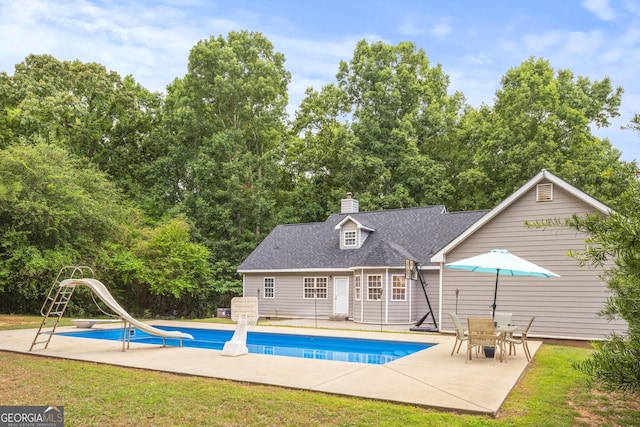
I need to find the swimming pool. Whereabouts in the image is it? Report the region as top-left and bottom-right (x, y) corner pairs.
(59, 326), (434, 365)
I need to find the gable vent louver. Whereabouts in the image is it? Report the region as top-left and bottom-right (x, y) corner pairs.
(536, 183), (553, 202)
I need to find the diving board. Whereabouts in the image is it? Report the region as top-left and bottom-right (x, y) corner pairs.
(71, 318), (122, 328)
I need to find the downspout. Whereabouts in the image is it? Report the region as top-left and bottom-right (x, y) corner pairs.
(360, 269), (364, 322)
(351, 271), (355, 321)
(438, 261), (444, 329)
(408, 275), (412, 323)
(385, 268), (389, 324)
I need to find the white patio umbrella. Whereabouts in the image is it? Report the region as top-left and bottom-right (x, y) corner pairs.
(445, 249), (559, 317)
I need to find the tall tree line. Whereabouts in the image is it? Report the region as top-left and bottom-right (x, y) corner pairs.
(0, 31), (636, 316)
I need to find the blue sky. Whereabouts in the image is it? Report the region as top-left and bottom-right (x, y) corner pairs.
(1, 0), (639, 162)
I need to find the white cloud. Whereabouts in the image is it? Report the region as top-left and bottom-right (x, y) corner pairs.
(499, 40), (517, 52)
(464, 53), (492, 65)
(431, 21), (452, 38)
(620, 26), (640, 46)
(398, 18), (450, 38)
(563, 30), (603, 55)
(600, 47), (626, 63)
(622, 0), (640, 15)
(0, 0), (215, 92)
(270, 35), (356, 77)
(523, 31), (562, 52)
(582, 0), (616, 20)
(397, 21), (427, 36)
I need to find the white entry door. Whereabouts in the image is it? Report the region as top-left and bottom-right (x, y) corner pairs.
(334, 278), (349, 315)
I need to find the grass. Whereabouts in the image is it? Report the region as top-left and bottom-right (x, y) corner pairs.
(1, 315), (639, 426)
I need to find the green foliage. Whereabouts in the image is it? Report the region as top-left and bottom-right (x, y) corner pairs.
(133, 216), (211, 298)
(0, 144), (126, 312)
(0, 35), (637, 319)
(576, 335), (640, 394)
(559, 177), (640, 392)
(447, 57), (634, 210)
(288, 40), (461, 213)
(0, 54), (162, 199)
(154, 30), (291, 292)
(101, 215), (214, 317)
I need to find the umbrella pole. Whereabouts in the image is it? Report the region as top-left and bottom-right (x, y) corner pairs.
(492, 269), (500, 318)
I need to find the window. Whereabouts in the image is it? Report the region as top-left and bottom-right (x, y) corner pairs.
(391, 275), (406, 301)
(303, 277), (328, 299)
(355, 275), (361, 301)
(344, 230), (357, 246)
(367, 275), (383, 301)
(263, 277), (275, 299)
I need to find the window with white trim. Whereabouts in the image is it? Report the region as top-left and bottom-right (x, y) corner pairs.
(391, 275), (406, 301)
(263, 277), (275, 298)
(367, 275), (382, 301)
(354, 275), (361, 301)
(344, 230), (357, 246)
(303, 277), (328, 299)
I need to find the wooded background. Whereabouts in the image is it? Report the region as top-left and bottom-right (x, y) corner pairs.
(1, 31), (636, 317)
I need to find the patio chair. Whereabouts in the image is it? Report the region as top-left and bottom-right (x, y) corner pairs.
(505, 316), (535, 361)
(448, 313), (468, 356)
(466, 317), (500, 363)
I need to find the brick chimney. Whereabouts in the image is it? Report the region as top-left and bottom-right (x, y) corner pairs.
(340, 192), (359, 213)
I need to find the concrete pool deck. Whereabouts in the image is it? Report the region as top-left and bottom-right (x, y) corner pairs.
(0, 319), (540, 416)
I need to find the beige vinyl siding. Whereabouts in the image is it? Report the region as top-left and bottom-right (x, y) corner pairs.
(242, 268), (441, 325)
(243, 271), (352, 319)
(361, 269), (386, 323)
(387, 270), (411, 324)
(440, 181), (628, 340)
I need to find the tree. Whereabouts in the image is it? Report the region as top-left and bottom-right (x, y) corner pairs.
(0, 143), (213, 316)
(284, 84), (360, 221)
(288, 40), (462, 216)
(152, 31), (291, 293)
(554, 176), (640, 393)
(622, 112), (640, 134)
(0, 144), (127, 312)
(0, 54), (162, 199)
(558, 117), (640, 393)
(102, 215), (213, 317)
(459, 57), (633, 208)
(437, 105), (497, 211)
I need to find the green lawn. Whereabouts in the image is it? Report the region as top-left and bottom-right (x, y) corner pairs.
(1, 315), (638, 426)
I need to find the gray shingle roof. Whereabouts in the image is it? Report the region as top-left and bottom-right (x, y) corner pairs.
(237, 205), (488, 271)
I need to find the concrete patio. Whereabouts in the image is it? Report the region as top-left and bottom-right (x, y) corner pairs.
(0, 319), (540, 416)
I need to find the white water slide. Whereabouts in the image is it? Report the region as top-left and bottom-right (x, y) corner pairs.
(60, 278), (194, 347)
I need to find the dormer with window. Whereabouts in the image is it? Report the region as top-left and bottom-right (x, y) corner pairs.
(334, 215), (375, 250)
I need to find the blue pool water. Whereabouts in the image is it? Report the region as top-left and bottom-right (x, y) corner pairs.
(59, 326), (434, 365)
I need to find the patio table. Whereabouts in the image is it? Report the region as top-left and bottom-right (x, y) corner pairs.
(495, 325), (518, 362)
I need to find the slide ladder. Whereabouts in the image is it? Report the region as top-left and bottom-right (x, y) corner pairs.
(29, 266), (94, 351)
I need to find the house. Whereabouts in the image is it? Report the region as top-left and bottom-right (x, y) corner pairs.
(238, 193), (487, 327)
(432, 170), (628, 340)
(238, 171), (628, 340)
